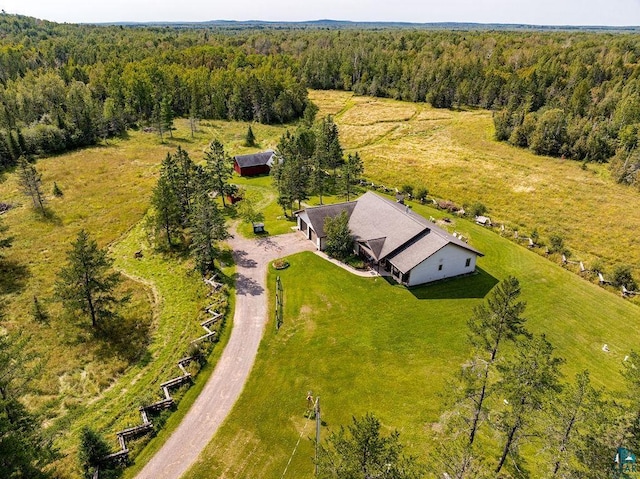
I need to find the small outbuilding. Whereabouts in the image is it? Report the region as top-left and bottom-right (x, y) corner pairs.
(233, 150), (276, 177)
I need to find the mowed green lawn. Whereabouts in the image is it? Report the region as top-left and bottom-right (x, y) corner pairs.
(184, 202), (640, 479)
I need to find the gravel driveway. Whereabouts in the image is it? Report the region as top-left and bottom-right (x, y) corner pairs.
(135, 231), (315, 479)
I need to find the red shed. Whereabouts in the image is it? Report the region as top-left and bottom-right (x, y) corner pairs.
(233, 150), (276, 177)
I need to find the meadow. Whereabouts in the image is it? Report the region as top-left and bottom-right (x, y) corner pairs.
(311, 90), (640, 281)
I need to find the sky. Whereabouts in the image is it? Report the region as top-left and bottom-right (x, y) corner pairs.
(1, 0), (640, 26)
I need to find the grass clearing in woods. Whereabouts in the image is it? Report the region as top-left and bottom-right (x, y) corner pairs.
(311, 90), (640, 280)
(184, 204), (640, 479)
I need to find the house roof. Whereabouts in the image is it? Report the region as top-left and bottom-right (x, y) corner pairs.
(299, 201), (357, 238)
(234, 150), (274, 168)
(299, 191), (483, 271)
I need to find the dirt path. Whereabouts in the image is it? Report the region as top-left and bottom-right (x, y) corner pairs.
(135, 231), (315, 479)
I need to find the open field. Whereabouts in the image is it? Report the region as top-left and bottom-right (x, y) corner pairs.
(0, 120), (287, 476)
(185, 200), (640, 478)
(310, 90), (640, 280)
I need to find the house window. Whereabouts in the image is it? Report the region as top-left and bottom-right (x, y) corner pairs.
(465, 258), (471, 267)
(438, 264), (443, 271)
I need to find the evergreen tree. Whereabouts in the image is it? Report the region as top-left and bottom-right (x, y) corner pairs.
(544, 370), (604, 478)
(55, 230), (126, 329)
(316, 413), (424, 479)
(314, 115), (343, 178)
(78, 427), (112, 479)
(189, 192), (228, 275)
(244, 125), (257, 147)
(493, 334), (563, 475)
(0, 331), (55, 478)
(160, 96), (174, 139)
(52, 182), (63, 197)
(465, 276), (530, 448)
(341, 152), (363, 201)
(17, 157), (46, 214)
(204, 139), (233, 207)
(151, 174), (182, 247)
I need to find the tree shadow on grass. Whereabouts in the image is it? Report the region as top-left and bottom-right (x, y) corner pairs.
(408, 267), (499, 300)
(0, 259), (29, 295)
(95, 313), (153, 364)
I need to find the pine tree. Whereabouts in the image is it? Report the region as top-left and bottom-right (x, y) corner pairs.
(78, 427), (112, 479)
(189, 192), (228, 275)
(341, 152), (363, 201)
(244, 125), (257, 147)
(465, 276), (530, 448)
(204, 139), (233, 207)
(55, 230), (125, 329)
(151, 174), (181, 247)
(494, 334), (563, 474)
(160, 96), (174, 139)
(17, 157), (46, 214)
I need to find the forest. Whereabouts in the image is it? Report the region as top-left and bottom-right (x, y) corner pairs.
(2, 14), (640, 183)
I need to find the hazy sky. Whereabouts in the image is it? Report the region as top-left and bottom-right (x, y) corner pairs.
(1, 0), (640, 26)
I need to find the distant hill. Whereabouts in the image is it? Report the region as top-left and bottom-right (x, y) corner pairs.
(94, 19), (640, 33)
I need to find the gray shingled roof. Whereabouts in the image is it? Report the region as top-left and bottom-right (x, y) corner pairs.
(299, 191), (483, 271)
(301, 202), (357, 237)
(234, 150), (274, 168)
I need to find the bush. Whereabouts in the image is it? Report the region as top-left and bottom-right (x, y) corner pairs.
(549, 233), (565, 254)
(400, 184), (414, 197)
(468, 201), (487, 218)
(612, 265), (637, 290)
(414, 187), (429, 203)
(324, 211), (354, 261)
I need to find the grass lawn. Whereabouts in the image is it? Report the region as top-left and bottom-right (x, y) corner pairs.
(310, 90), (640, 281)
(184, 205), (640, 479)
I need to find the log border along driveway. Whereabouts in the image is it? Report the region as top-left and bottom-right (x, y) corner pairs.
(135, 231), (315, 479)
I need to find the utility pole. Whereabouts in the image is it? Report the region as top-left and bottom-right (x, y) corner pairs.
(314, 396), (321, 475)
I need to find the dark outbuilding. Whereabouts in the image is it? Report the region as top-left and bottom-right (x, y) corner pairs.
(233, 150), (276, 177)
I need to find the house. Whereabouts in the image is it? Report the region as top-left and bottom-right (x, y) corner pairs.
(296, 192), (483, 287)
(233, 150), (276, 177)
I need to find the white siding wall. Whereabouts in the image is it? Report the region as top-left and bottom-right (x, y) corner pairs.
(406, 244), (478, 286)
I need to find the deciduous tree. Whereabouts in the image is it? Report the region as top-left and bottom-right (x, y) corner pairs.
(324, 211), (354, 261)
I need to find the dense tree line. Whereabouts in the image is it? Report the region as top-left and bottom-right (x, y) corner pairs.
(0, 15), (310, 170)
(3, 14), (640, 179)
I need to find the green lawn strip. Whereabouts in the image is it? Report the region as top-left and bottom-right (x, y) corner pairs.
(231, 174), (297, 237)
(122, 259), (236, 479)
(184, 209), (640, 479)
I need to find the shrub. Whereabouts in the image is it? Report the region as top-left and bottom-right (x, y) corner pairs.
(414, 187), (429, 203)
(468, 201), (487, 218)
(400, 184), (414, 197)
(548, 233), (565, 254)
(612, 265), (637, 290)
(324, 211), (354, 261)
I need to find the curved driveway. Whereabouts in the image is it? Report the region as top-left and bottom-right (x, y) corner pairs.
(135, 231), (315, 479)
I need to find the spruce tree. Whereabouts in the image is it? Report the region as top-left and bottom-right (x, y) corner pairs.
(245, 125), (256, 147)
(341, 152), (363, 201)
(189, 192), (228, 275)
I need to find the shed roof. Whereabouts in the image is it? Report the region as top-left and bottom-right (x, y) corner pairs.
(234, 150), (274, 168)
